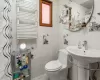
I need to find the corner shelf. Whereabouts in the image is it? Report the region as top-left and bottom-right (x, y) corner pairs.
(11, 50), (31, 80)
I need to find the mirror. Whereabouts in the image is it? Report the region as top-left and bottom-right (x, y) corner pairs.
(59, 0), (94, 32)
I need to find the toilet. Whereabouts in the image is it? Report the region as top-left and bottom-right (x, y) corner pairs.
(45, 49), (70, 80)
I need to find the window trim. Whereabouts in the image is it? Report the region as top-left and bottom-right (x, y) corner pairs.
(39, 0), (52, 27)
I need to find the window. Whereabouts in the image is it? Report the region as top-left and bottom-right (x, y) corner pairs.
(39, 0), (52, 27)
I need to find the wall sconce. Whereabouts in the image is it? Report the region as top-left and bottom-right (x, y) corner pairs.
(19, 43), (26, 50)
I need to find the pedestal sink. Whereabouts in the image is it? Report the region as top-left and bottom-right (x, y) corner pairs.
(67, 46), (100, 80)
(67, 46), (100, 63)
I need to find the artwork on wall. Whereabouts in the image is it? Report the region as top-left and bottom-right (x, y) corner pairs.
(43, 34), (49, 44)
(63, 34), (68, 45)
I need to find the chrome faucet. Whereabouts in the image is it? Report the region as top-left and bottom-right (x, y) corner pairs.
(83, 40), (88, 50)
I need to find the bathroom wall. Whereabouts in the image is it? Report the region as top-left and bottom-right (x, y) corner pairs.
(31, 0), (59, 78)
(59, 0), (100, 51)
(58, 0), (100, 79)
(12, 0), (59, 79)
(58, 0), (88, 49)
(11, 0), (100, 79)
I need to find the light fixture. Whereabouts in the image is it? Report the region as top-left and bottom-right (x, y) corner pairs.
(20, 43), (26, 50)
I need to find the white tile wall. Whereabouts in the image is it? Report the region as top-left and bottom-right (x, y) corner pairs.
(58, 0), (100, 80)
(12, 0), (59, 79)
(11, 0), (100, 80)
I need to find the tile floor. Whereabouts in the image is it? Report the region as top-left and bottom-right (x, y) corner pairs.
(32, 74), (69, 80)
(32, 74), (48, 80)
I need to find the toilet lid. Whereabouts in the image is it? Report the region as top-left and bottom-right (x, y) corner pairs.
(45, 60), (62, 71)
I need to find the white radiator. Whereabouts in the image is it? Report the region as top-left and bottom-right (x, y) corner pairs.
(16, 0), (38, 39)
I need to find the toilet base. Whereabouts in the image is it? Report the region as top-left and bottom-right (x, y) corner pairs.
(46, 68), (68, 80)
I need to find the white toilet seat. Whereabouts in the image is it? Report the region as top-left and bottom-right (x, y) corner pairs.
(45, 60), (62, 71)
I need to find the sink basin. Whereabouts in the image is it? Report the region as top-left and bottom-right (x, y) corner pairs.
(67, 46), (100, 63)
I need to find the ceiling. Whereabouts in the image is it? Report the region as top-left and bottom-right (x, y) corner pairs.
(71, 0), (93, 9)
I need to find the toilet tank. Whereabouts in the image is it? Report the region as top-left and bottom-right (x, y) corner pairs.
(58, 49), (68, 66)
